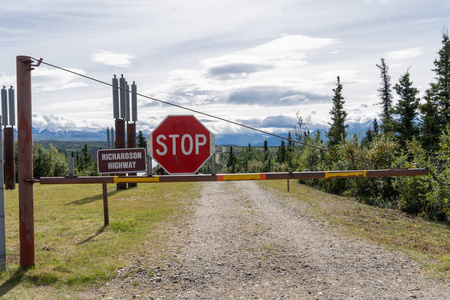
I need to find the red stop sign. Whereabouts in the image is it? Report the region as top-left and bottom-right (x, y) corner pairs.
(148, 115), (215, 174)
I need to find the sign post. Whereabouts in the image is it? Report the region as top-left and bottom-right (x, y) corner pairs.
(148, 115), (215, 174)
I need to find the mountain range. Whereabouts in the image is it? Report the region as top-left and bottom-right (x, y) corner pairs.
(16, 120), (373, 146)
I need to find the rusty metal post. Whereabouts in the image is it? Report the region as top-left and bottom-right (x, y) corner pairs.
(102, 182), (109, 226)
(16, 56), (35, 268)
(127, 122), (137, 188)
(4, 127), (15, 189)
(115, 118), (126, 190)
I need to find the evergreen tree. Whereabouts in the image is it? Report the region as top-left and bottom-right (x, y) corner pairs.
(392, 70), (420, 144)
(363, 118), (380, 147)
(420, 88), (441, 151)
(227, 146), (236, 173)
(76, 150), (80, 166)
(263, 140), (269, 156)
(137, 130), (147, 148)
(432, 29), (450, 124)
(263, 140), (272, 172)
(373, 118), (380, 135)
(287, 132), (294, 151)
(377, 58), (393, 132)
(287, 132), (295, 167)
(420, 29), (450, 151)
(327, 76), (348, 148)
(247, 143), (253, 160)
(276, 139), (287, 163)
(81, 143), (91, 169)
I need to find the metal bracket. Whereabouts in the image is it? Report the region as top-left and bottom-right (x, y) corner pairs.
(31, 58), (43, 68)
(20, 57), (42, 71)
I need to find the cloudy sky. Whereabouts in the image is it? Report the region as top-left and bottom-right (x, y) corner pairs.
(1, 0), (449, 137)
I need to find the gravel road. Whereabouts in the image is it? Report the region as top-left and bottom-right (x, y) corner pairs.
(90, 181), (450, 299)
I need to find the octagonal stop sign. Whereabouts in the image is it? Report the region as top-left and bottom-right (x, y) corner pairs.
(148, 115), (215, 174)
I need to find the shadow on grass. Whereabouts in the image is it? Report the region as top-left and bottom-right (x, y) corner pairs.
(67, 189), (123, 206)
(77, 225), (107, 245)
(0, 268), (25, 297)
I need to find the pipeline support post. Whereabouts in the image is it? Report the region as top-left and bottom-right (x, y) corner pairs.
(16, 56), (35, 268)
(4, 127), (15, 189)
(115, 118), (126, 190)
(127, 122), (137, 188)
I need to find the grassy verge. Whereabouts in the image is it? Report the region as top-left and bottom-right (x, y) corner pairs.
(260, 180), (450, 281)
(0, 182), (199, 298)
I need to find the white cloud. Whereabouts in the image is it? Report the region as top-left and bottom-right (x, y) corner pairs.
(33, 67), (88, 92)
(386, 48), (422, 60)
(202, 34), (338, 69)
(32, 112), (79, 130)
(91, 51), (135, 67)
(32, 112), (107, 131)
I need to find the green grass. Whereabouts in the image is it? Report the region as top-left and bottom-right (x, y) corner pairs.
(260, 180), (450, 281)
(0, 182), (199, 298)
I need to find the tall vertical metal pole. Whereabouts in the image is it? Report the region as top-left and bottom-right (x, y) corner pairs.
(16, 56), (35, 268)
(115, 119), (126, 190)
(1, 87), (7, 126)
(119, 75), (126, 119)
(131, 81), (137, 122)
(0, 116), (6, 272)
(5, 86), (16, 189)
(125, 82), (130, 122)
(111, 128), (115, 149)
(9, 86), (15, 126)
(112, 75), (119, 119)
(127, 122), (137, 188)
(4, 127), (15, 189)
(106, 127), (111, 149)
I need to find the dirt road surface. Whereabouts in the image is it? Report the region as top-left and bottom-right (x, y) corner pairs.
(89, 181), (450, 299)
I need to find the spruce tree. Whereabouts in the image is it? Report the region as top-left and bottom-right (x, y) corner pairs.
(137, 130), (147, 148)
(420, 29), (450, 151)
(363, 118), (379, 147)
(433, 29), (450, 123)
(276, 140), (287, 163)
(373, 118), (379, 135)
(227, 146), (236, 173)
(263, 140), (272, 172)
(420, 88), (441, 151)
(377, 58), (393, 132)
(392, 70), (420, 144)
(327, 76), (348, 148)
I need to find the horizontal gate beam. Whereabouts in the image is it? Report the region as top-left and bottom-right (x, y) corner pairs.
(38, 168), (429, 184)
